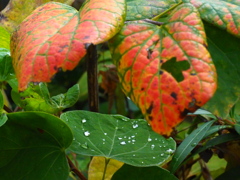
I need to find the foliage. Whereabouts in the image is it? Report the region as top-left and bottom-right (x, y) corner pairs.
(0, 0), (240, 179)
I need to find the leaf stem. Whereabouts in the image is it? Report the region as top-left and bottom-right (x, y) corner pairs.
(67, 155), (87, 180)
(102, 157), (110, 180)
(87, 44), (99, 112)
(151, 0), (183, 21)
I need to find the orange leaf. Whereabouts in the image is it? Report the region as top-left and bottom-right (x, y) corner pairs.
(109, 4), (217, 135)
(10, 1), (126, 91)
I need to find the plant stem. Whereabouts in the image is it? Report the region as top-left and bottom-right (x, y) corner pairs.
(67, 156), (87, 180)
(102, 157), (110, 180)
(151, 0), (183, 21)
(87, 44), (99, 112)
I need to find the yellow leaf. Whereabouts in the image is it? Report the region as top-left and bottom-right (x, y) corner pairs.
(0, 0), (75, 32)
(88, 156), (124, 180)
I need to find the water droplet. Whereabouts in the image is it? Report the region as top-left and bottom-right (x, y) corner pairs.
(151, 144), (155, 149)
(166, 149), (174, 154)
(120, 141), (126, 145)
(132, 139), (136, 143)
(133, 154), (136, 156)
(131, 135), (135, 138)
(124, 136), (127, 138)
(73, 137), (76, 141)
(81, 142), (88, 149)
(82, 119), (87, 123)
(191, 143), (197, 147)
(104, 133), (107, 135)
(141, 161), (144, 164)
(118, 137), (122, 140)
(128, 137), (131, 139)
(74, 126), (77, 128)
(148, 138), (152, 142)
(103, 139), (105, 141)
(155, 138), (158, 140)
(128, 141), (131, 143)
(84, 131), (90, 136)
(160, 153), (164, 156)
(153, 157), (156, 159)
(115, 127), (118, 130)
(133, 124), (138, 128)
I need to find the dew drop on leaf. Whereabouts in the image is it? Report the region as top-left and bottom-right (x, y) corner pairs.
(84, 131), (90, 136)
(81, 142), (88, 149)
(82, 119), (87, 123)
(133, 124), (138, 128)
(166, 149), (174, 154)
(120, 141), (126, 145)
(104, 132), (107, 135)
(148, 138), (152, 142)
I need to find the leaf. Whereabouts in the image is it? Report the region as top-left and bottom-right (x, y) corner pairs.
(88, 157), (124, 180)
(169, 120), (215, 173)
(0, 113), (8, 127)
(126, 0), (180, 20)
(0, 111), (73, 180)
(216, 165), (240, 180)
(184, 0), (240, 37)
(0, 48), (15, 82)
(11, 1), (126, 91)
(77, 0), (126, 44)
(0, 90), (3, 110)
(19, 83), (79, 113)
(0, 0), (75, 32)
(60, 110), (176, 167)
(112, 164), (178, 180)
(109, 3), (217, 135)
(0, 27), (10, 49)
(203, 22), (240, 118)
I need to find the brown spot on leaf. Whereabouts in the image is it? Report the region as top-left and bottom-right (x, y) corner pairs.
(180, 108), (189, 118)
(170, 92), (177, 100)
(147, 48), (153, 59)
(146, 102), (154, 114)
(148, 116), (153, 121)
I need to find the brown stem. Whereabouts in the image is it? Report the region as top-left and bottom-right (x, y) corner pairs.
(67, 155), (87, 180)
(3, 105), (12, 113)
(87, 44), (99, 112)
(142, 19), (164, 26)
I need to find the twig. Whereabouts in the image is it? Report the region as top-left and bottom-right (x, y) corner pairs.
(67, 155), (87, 180)
(87, 44), (99, 112)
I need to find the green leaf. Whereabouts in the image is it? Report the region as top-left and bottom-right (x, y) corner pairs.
(19, 83), (80, 113)
(204, 125), (232, 138)
(0, 48), (15, 82)
(203, 22), (240, 118)
(0, 111), (73, 180)
(112, 164), (178, 180)
(0, 91), (3, 110)
(0, 113), (8, 127)
(0, 27), (10, 49)
(169, 120), (215, 173)
(60, 110), (176, 167)
(190, 133), (240, 160)
(126, 0), (180, 20)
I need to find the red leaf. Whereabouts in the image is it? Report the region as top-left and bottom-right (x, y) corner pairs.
(11, 1), (125, 91)
(110, 4), (217, 135)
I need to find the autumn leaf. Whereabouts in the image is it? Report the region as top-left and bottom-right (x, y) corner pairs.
(88, 157), (124, 180)
(184, 0), (240, 37)
(0, 0), (75, 32)
(10, 1), (125, 91)
(109, 4), (217, 135)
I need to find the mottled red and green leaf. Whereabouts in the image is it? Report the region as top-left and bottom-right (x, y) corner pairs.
(110, 4), (217, 135)
(184, 0), (240, 37)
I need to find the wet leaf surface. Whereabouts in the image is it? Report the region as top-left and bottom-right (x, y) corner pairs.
(61, 110), (176, 167)
(109, 4), (217, 135)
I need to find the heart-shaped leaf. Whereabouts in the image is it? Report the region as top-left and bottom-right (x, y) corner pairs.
(0, 111), (73, 180)
(11, 1), (126, 91)
(109, 4), (217, 135)
(60, 110), (176, 167)
(184, 0), (240, 37)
